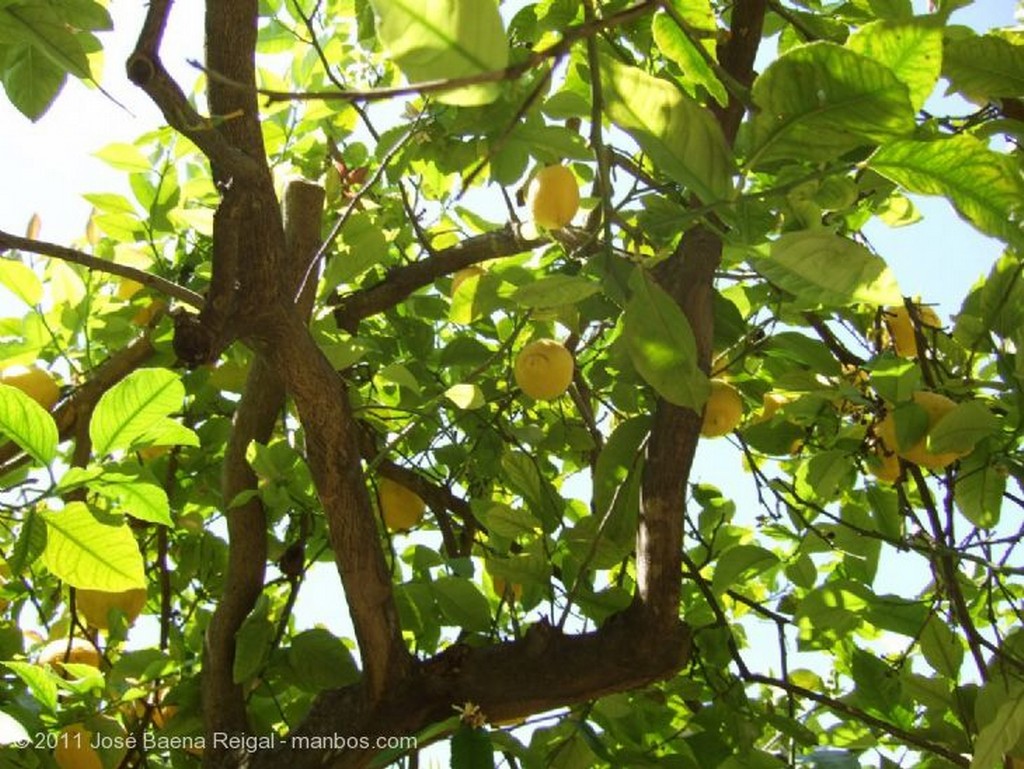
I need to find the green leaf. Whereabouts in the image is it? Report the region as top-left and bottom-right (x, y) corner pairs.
(755, 230), (902, 308)
(322, 211), (389, 287)
(927, 400), (998, 455)
(288, 629), (360, 691)
(368, 0), (508, 106)
(86, 475), (174, 528)
(501, 451), (562, 533)
(749, 42), (915, 165)
(92, 143), (153, 173)
(652, 11), (727, 107)
(1, 4), (91, 79)
(944, 33), (1024, 101)
(795, 450), (857, 503)
(451, 723), (495, 769)
(623, 269), (709, 410)
(712, 545), (779, 595)
(2, 661), (58, 714)
(972, 688), (1024, 769)
(599, 55), (734, 203)
(233, 597), (274, 683)
(919, 617), (964, 679)
(954, 449), (1005, 529)
(593, 416), (650, 518)
(0, 42), (65, 121)
(445, 383), (486, 410)
(90, 368), (199, 456)
(432, 576), (491, 632)
(869, 135), (1024, 250)
(40, 502), (146, 590)
(847, 20), (943, 111)
(0, 258), (43, 306)
(10, 508), (46, 576)
(510, 275), (601, 309)
(0, 384), (57, 464)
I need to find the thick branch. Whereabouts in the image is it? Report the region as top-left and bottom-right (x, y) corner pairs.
(636, 0), (767, 629)
(126, 0), (258, 178)
(332, 225), (540, 331)
(203, 355), (280, 745)
(263, 310), (410, 699)
(253, 613), (691, 769)
(203, 180), (322, 749)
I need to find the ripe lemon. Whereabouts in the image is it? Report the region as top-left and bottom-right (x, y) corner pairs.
(38, 637), (101, 669)
(701, 379), (744, 438)
(876, 390), (965, 470)
(451, 266), (485, 295)
(527, 165), (580, 230)
(378, 478), (426, 532)
(75, 587), (147, 630)
(54, 724), (103, 769)
(1, 365), (60, 409)
(514, 339), (574, 400)
(883, 303), (942, 358)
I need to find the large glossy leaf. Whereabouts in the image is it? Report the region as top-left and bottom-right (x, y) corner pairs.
(288, 629), (360, 691)
(40, 502), (146, 591)
(90, 368), (199, 456)
(368, 0), (508, 106)
(652, 10), (727, 107)
(944, 33), (1024, 101)
(754, 230), (902, 308)
(954, 448), (1005, 529)
(847, 20), (943, 111)
(869, 134), (1024, 250)
(599, 55), (734, 203)
(0, 385), (57, 465)
(0, 42), (66, 121)
(972, 688), (1024, 769)
(622, 269), (709, 410)
(749, 42), (915, 165)
(432, 576), (491, 632)
(0, 258), (43, 306)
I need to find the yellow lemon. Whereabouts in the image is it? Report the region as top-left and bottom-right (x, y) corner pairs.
(701, 379), (744, 438)
(378, 478), (426, 532)
(38, 637), (101, 670)
(75, 587), (147, 630)
(883, 303), (942, 358)
(876, 390), (965, 470)
(514, 339), (574, 401)
(54, 724), (103, 769)
(527, 165), (580, 230)
(1, 365), (60, 409)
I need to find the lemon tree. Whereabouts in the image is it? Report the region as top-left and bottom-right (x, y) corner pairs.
(1, 2), (1023, 768)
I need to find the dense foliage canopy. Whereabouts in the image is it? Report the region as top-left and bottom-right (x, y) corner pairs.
(1, 1), (1024, 768)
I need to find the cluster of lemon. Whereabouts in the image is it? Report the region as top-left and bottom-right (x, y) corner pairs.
(707, 301), (975, 485)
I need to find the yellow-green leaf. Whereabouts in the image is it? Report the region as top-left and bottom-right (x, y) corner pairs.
(41, 502), (146, 590)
